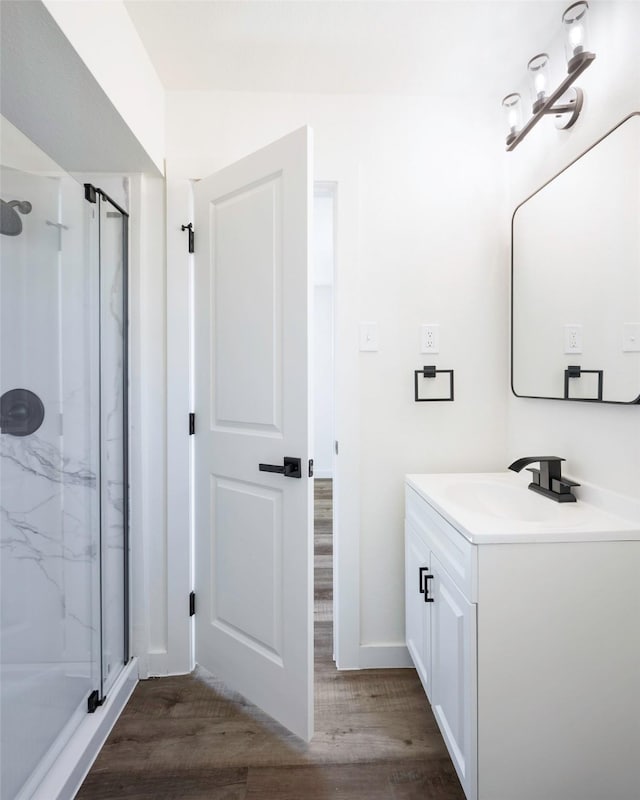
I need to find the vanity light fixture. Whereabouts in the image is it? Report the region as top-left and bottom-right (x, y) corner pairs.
(503, 1), (595, 151)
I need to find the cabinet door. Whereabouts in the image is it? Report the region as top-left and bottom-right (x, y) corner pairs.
(431, 553), (477, 800)
(405, 520), (432, 699)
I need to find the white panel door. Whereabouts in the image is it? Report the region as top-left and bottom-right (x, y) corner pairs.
(193, 127), (314, 741)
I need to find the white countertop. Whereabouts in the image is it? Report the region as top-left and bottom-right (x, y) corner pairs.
(406, 472), (640, 544)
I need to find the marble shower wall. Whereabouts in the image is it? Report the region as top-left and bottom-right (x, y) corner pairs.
(0, 166), (100, 674)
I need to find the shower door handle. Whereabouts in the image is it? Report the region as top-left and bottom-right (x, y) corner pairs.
(258, 457), (302, 479)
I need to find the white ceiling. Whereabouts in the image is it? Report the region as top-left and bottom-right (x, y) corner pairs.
(123, 1), (568, 98)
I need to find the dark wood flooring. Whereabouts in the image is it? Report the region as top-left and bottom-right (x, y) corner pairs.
(77, 480), (464, 799)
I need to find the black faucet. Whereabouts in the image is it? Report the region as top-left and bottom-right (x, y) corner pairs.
(508, 456), (580, 503)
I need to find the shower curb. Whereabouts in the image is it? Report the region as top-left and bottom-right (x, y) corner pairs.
(26, 658), (138, 800)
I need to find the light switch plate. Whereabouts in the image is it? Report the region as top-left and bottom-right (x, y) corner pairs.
(359, 322), (379, 351)
(623, 323), (640, 352)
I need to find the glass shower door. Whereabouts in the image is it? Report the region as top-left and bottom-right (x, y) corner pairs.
(0, 164), (101, 799)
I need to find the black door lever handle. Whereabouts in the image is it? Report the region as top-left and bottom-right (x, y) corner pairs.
(259, 457), (302, 479)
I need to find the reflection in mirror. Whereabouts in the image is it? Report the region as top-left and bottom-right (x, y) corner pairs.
(512, 112), (640, 404)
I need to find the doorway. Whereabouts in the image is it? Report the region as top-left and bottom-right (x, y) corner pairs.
(191, 127), (314, 740)
(313, 183), (336, 665)
(162, 138), (356, 742)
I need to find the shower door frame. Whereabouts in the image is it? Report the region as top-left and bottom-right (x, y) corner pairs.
(88, 184), (131, 693)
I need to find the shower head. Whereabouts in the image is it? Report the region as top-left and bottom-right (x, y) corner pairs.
(1, 198), (33, 236)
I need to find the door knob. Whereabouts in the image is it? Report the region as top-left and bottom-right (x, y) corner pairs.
(259, 457), (302, 479)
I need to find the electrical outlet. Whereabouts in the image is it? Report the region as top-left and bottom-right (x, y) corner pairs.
(420, 324), (440, 354)
(564, 324), (583, 354)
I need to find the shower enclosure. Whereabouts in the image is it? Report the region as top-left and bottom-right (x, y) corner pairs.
(0, 130), (128, 799)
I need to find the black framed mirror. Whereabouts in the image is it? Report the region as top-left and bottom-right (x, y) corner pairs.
(511, 112), (640, 404)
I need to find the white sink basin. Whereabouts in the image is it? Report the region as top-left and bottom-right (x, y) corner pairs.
(406, 472), (640, 543)
(444, 479), (567, 523)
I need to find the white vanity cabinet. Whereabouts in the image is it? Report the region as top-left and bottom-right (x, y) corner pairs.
(405, 486), (477, 800)
(405, 475), (640, 800)
(429, 552), (476, 793)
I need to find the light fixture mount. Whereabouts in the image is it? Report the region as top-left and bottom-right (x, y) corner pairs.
(553, 87), (584, 130)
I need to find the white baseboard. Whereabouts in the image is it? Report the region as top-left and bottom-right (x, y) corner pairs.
(358, 644), (413, 669)
(29, 658), (138, 800)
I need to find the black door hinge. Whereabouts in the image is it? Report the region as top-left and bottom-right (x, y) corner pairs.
(181, 223), (194, 253)
(309, 459), (314, 477)
(84, 183), (97, 204)
(189, 413), (195, 435)
(189, 591), (196, 616)
(87, 689), (104, 713)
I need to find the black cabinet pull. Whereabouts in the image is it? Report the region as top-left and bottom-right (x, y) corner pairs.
(258, 457), (302, 479)
(419, 566), (434, 603)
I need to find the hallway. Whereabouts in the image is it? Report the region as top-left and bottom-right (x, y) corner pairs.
(77, 480), (463, 799)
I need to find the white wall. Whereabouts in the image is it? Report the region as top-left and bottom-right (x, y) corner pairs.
(504, 0), (640, 499)
(1, 1), (162, 175)
(128, 173), (179, 677)
(166, 90), (508, 661)
(14, 0), (637, 675)
(42, 0), (165, 174)
(10, 0), (637, 677)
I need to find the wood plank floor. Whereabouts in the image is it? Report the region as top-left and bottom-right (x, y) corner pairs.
(77, 480), (464, 800)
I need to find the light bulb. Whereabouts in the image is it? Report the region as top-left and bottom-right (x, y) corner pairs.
(527, 54), (551, 113)
(502, 93), (522, 144)
(569, 24), (584, 51)
(562, 2), (591, 72)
